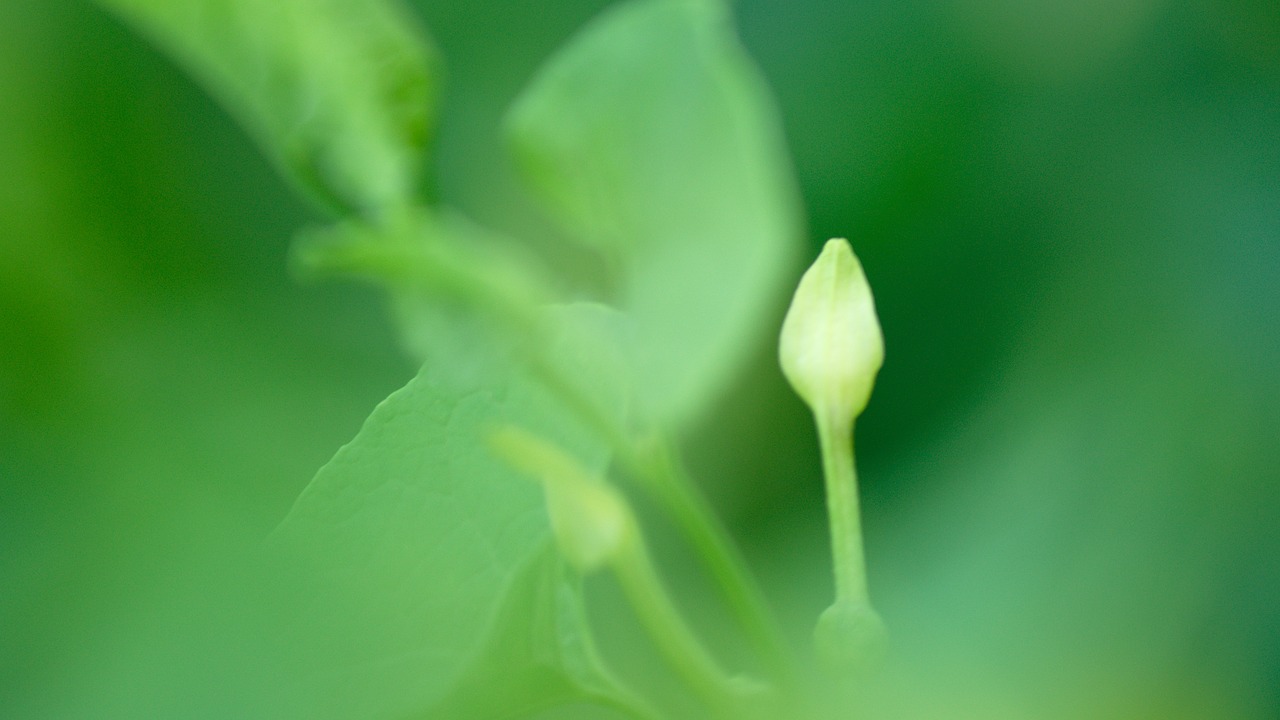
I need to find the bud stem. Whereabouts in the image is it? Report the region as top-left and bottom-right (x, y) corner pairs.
(611, 536), (741, 717)
(815, 411), (869, 605)
(633, 437), (796, 688)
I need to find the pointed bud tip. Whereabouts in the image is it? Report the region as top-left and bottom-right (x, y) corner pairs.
(821, 236), (853, 258)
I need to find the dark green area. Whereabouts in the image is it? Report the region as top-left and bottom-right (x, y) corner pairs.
(2, 0), (1278, 718)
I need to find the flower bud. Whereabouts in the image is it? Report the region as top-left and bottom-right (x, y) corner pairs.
(779, 238), (884, 425)
(489, 426), (634, 572)
(814, 600), (888, 674)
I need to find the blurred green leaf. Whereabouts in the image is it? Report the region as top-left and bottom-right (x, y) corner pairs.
(95, 0), (438, 216)
(268, 305), (621, 719)
(426, 543), (654, 719)
(507, 0), (805, 427)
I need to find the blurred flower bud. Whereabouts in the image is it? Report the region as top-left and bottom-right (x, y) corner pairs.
(490, 426), (635, 572)
(779, 238), (884, 425)
(814, 600), (888, 674)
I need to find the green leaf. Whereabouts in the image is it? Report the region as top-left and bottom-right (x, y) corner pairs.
(268, 304), (624, 719)
(96, 0), (438, 216)
(424, 543), (656, 720)
(507, 0), (805, 426)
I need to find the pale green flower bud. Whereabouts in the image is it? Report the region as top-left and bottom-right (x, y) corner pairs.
(779, 238), (884, 425)
(814, 600), (888, 674)
(489, 426), (635, 572)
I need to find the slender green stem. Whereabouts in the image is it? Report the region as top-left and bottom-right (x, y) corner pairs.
(526, 357), (794, 686)
(635, 438), (795, 687)
(611, 536), (740, 716)
(814, 411), (868, 604)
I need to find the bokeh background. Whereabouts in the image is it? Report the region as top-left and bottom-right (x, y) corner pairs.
(2, 0), (1277, 718)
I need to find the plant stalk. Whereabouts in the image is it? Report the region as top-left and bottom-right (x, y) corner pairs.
(611, 536), (740, 717)
(635, 438), (795, 687)
(526, 358), (794, 686)
(814, 411), (868, 605)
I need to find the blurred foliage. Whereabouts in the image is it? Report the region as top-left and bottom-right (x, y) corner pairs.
(506, 0), (804, 426)
(2, 0), (1278, 718)
(98, 0), (439, 216)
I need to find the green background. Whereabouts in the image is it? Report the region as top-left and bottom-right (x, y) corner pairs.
(2, 0), (1277, 717)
